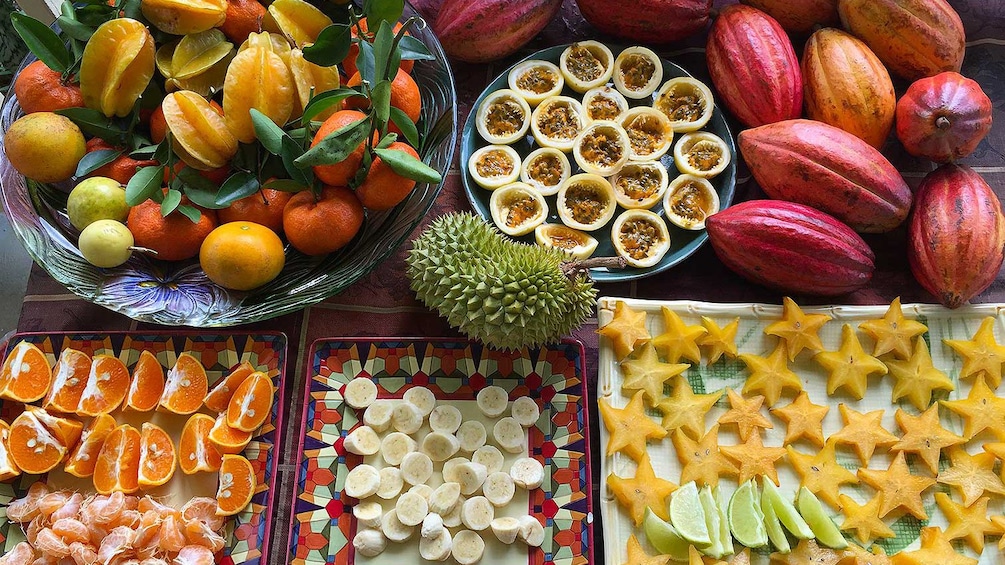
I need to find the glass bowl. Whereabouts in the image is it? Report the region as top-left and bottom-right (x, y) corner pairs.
(0, 3), (456, 327)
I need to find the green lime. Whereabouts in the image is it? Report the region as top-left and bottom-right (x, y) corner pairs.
(669, 481), (711, 545)
(796, 487), (849, 549)
(713, 486), (734, 557)
(762, 479), (814, 539)
(728, 480), (768, 548)
(644, 507), (691, 562)
(760, 484), (790, 553)
(698, 486), (725, 558)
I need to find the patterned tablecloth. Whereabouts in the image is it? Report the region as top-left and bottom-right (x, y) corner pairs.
(13, 0), (1005, 562)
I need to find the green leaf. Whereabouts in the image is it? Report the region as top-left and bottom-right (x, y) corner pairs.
(389, 106), (419, 147)
(216, 172), (260, 206)
(75, 4), (117, 26)
(398, 35), (435, 61)
(364, 0), (403, 31)
(371, 79), (391, 126)
(125, 165), (165, 206)
(250, 109), (286, 155)
(294, 117), (369, 167)
(357, 40), (375, 85)
(176, 204), (202, 223)
(178, 168), (227, 209)
(160, 188), (182, 216)
(300, 88), (358, 125)
(283, 136), (314, 186)
(129, 145), (160, 159)
(75, 149), (120, 177)
(55, 107), (127, 144)
(375, 133), (398, 150)
(11, 13), (71, 73)
(56, 16), (94, 42)
(263, 178), (308, 192)
(121, 0), (143, 21)
(373, 20), (394, 82)
(375, 147), (441, 184)
(302, 23), (352, 67)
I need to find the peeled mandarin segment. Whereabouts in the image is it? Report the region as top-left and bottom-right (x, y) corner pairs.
(159, 352), (210, 415)
(93, 424), (141, 494)
(226, 371), (274, 433)
(0, 421), (21, 480)
(267, 0), (332, 48)
(77, 355), (130, 417)
(124, 350), (165, 412)
(25, 406), (83, 448)
(44, 348), (91, 413)
(208, 412), (253, 455)
(64, 413), (117, 478)
(9, 411), (67, 474)
(215, 454), (257, 516)
(140, 0), (226, 35)
(179, 413), (223, 474)
(204, 360), (255, 413)
(289, 48), (340, 117)
(223, 44), (295, 143)
(0, 341), (53, 403)
(162, 90), (239, 171)
(138, 422), (177, 488)
(79, 18), (155, 118)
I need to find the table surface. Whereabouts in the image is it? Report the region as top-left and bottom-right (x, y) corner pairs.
(11, 0), (1005, 563)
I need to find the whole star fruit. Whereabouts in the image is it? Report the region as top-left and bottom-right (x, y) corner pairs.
(79, 18), (155, 118)
(162, 91), (238, 171)
(223, 32), (295, 143)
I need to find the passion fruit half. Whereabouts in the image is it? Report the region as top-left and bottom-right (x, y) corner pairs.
(654, 77), (715, 133)
(489, 182), (549, 236)
(613, 46), (663, 100)
(531, 96), (585, 152)
(673, 132), (731, 179)
(557, 173), (617, 232)
(663, 174), (720, 230)
(535, 223), (599, 260)
(507, 60), (564, 106)
(582, 85), (629, 124)
(619, 107), (674, 161)
(611, 209), (671, 268)
(610, 161), (669, 210)
(476, 89), (532, 145)
(572, 120), (631, 177)
(520, 147), (571, 197)
(468, 145), (522, 190)
(560, 41), (614, 94)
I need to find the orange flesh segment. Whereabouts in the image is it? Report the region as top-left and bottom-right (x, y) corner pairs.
(77, 355), (130, 416)
(159, 353), (209, 415)
(25, 406), (83, 448)
(0, 421), (21, 480)
(8, 411), (67, 474)
(44, 348), (91, 413)
(124, 350), (165, 412)
(93, 423), (141, 494)
(216, 454), (256, 516)
(138, 422), (176, 487)
(204, 360), (255, 413)
(226, 371), (273, 433)
(208, 412), (252, 455)
(64, 413), (117, 478)
(0, 341), (53, 403)
(179, 413), (222, 474)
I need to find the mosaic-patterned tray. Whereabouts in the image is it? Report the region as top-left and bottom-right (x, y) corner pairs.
(0, 331), (287, 565)
(289, 339), (593, 565)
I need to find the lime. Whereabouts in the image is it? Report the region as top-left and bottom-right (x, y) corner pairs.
(762, 479), (814, 539)
(713, 486), (734, 557)
(760, 485), (790, 553)
(728, 480), (767, 548)
(796, 487), (849, 549)
(698, 486), (725, 558)
(644, 507), (691, 562)
(670, 481), (711, 545)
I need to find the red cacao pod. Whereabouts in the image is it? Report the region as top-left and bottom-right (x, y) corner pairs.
(896, 72), (993, 163)
(738, 119), (911, 233)
(575, 0), (712, 44)
(706, 200), (875, 296)
(739, 0), (839, 34)
(706, 5), (802, 128)
(433, 0), (562, 63)
(837, 0), (965, 81)
(908, 164), (1005, 309)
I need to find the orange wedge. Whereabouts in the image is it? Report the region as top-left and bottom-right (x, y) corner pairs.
(204, 361), (255, 413)
(93, 423), (141, 494)
(44, 348), (91, 413)
(179, 413), (222, 474)
(124, 350), (165, 412)
(64, 413), (117, 478)
(138, 422), (176, 488)
(208, 412), (252, 455)
(8, 410), (67, 474)
(159, 353), (209, 415)
(0, 421), (21, 480)
(25, 406), (83, 448)
(0, 341), (53, 403)
(77, 355), (130, 416)
(226, 371), (273, 433)
(216, 454), (256, 516)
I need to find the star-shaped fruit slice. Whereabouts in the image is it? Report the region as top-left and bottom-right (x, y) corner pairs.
(765, 297), (832, 360)
(944, 316), (1005, 388)
(936, 446), (1005, 507)
(934, 492), (994, 553)
(599, 391), (668, 462)
(740, 342), (803, 407)
(620, 344), (689, 406)
(857, 451), (935, 520)
(698, 316), (739, 365)
(891, 404), (964, 475)
(858, 297), (928, 360)
(672, 424), (738, 488)
(772, 391), (829, 447)
(830, 404), (898, 465)
(837, 493), (895, 544)
(656, 375), (721, 439)
(718, 388), (772, 441)
(887, 336), (954, 411)
(890, 526), (978, 565)
(599, 301), (651, 361)
(608, 452), (677, 526)
(770, 539), (845, 565)
(841, 544), (892, 565)
(813, 324), (888, 400)
(652, 307), (706, 364)
(990, 515), (1005, 550)
(786, 440), (859, 509)
(940, 375), (1005, 440)
(721, 431), (786, 486)
(622, 533), (671, 565)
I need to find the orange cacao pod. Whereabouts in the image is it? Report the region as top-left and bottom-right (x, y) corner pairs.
(896, 71), (993, 163)
(739, 0), (838, 34)
(576, 0), (712, 44)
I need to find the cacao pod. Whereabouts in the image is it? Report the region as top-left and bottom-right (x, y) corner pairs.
(739, 120), (911, 233)
(706, 5), (802, 128)
(575, 0), (712, 45)
(706, 200), (875, 296)
(837, 0), (965, 81)
(908, 164), (1005, 309)
(739, 0), (839, 34)
(802, 28), (896, 149)
(896, 71), (993, 163)
(433, 0), (562, 63)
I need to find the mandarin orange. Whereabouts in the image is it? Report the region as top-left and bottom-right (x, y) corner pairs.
(215, 454), (256, 515)
(93, 424), (141, 494)
(217, 189), (292, 235)
(282, 186), (364, 256)
(179, 413), (223, 474)
(138, 422), (176, 488)
(124, 350), (165, 412)
(13, 60), (85, 114)
(127, 199), (219, 262)
(310, 109), (368, 186)
(44, 348), (91, 413)
(204, 361), (255, 413)
(208, 412), (253, 455)
(9, 411), (67, 474)
(64, 413), (117, 478)
(159, 352), (209, 415)
(226, 371), (273, 432)
(0, 341), (52, 403)
(77, 355), (130, 416)
(355, 141), (420, 211)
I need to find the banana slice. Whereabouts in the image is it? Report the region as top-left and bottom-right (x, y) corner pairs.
(363, 400), (394, 432)
(456, 421), (487, 453)
(395, 491), (429, 527)
(400, 451), (434, 486)
(468, 144), (522, 190)
(381, 432), (416, 466)
(510, 457), (545, 489)
(476, 386), (509, 418)
(531, 95), (585, 152)
(422, 431), (461, 462)
(381, 509), (414, 542)
(429, 405), (463, 434)
(429, 482), (462, 515)
(508, 59), (564, 106)
(376, 467), (404, 500)
(420, 528), (452, 562)
(483, 472), (516, 507)
(472, 445), (505, 474)
(442, 496), (466, 528)
(518, 515), (545, 547)
(392, 402), (424, 434)
(353, 501), (383, 529)
(582, 85), (629, 123)
(520, 147), (571, 197)
(489, 182), (548, 237)
(344, 378), (377, 409)
(442, 457), (470, 483)
(344, 464), (380, 499)
(344, 425), (380, 456)
(403, 386), (436, 418)
(493, 417), (526, 454)
(421, 512), (445, 539)
(461, 496), (495, 531)
(452, 530), (485, 565)
(573, 121), (631, 177)
(408, 484), (433, 502)
(455, 461), (489, 496)
(476, 89), (531, 145)
(560, 41), (615, 93)
(511, 397), (541, 427)
(353, 528), (387, 557)
(491, 517), (521, 544)
(613, 46), (663, 100)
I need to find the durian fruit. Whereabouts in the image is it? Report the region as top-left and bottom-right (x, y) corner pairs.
(407, 213), (600, 350)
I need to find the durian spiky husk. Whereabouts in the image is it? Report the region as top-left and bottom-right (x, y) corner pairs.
(407, 213), (597, 350)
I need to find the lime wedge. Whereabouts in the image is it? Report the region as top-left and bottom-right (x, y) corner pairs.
(644, 507), (691, 562)
(713, 486), (734, 556)
(796, 487), (849, 549)
(760, 484), (790, 553)
(762, 479), (814, 539)
(670, 481), (711, 545)
(698, 486), (725, 558)
(728, 480), (767, 548)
